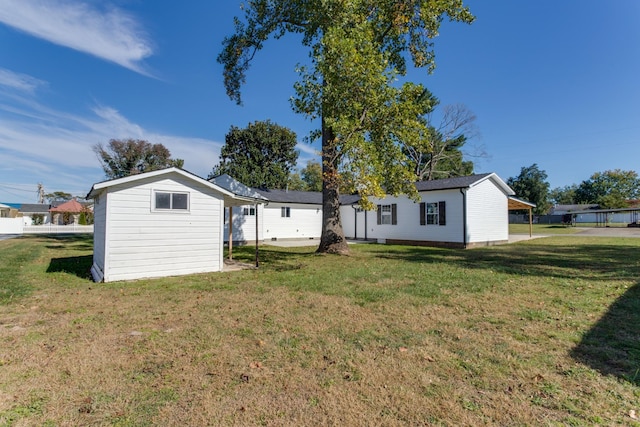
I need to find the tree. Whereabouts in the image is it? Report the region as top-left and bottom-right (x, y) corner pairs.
(507, 164), (551, 215)
(209, 120), (299, 189)
(93, 139), (184, 179)
(219, 0), (474, 254)
(301, 161), (323, 192)
(549, 184), (577, 205)
(404, 97), (478, 181)
(44, 191), (72, 203)
(575, 169), (640, 209)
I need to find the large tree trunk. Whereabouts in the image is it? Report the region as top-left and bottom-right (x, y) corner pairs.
(317, 122), (350, 255)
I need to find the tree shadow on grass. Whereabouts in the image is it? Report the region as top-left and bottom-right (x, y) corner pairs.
(369, 241), (640, 282)
(570, 282), (640, 386)
(47, 255), (93, 280)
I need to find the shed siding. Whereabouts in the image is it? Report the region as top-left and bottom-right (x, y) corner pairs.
(466, 178), (509, 243)
(91, 192), (107, 281)
(262, 203), (322, 240)
(103, 174), (223, 282)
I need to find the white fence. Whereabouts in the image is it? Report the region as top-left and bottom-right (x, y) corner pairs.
(0, 219), (93, 235)
(0, 218), (23, 234)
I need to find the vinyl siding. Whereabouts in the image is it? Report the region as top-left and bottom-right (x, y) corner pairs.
(263, 203), (321, 240)
(223, 204), (264, 243)
(100, 173), (223, 282)
(466, 178), (509, 243)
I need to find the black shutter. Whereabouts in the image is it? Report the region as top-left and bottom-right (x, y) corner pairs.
(439, 201), (446, 226)
(391, 204), (397, 225)
(377, 205), (382, 225)
(419, 202), (426, 226)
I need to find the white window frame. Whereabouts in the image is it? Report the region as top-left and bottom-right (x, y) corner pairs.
(152, 190), (190, 212)
(243, 206), (256, 216)
(426, 202), (439, 225)
(281, 206), (291, 218)
(380, 204), (392, 225)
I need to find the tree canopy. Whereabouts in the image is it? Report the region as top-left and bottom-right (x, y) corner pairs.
(218, 0), (474, 254)
(507, 164), (551, 215)
(93, 139), (184, 179)
(209, 120), (299, 189)
(575, 169), (640, 209)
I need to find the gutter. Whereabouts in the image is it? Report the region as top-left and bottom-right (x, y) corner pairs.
(459, 188), (467, 249)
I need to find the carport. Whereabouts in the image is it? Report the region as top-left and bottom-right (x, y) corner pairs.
(508, 197), (537, 237)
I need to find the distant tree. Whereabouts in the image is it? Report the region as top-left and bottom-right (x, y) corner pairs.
(287, 171), (307, 191)
(209, 120), (299, 189)
(549, 184), (577, 205)
(507, 164), (551, 215)
(301, 161), (323, 192)
(404, 99), (479, 181)
(93, 139), (184, 179)
(44, 191), (72, 203)
(575, 169), (640, 209)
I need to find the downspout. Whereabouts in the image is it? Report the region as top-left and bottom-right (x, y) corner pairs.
(351, 205), (358, 239)
(459, 188), (467, 249)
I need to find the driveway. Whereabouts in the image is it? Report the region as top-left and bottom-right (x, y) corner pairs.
(0, 234), (20, 241)
(572, 226), (640, 237)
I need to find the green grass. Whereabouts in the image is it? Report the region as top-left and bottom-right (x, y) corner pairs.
(0, 234), (639, 426)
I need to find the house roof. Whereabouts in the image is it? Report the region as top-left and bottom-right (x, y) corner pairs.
(0, 203), (11, 209)
(86, 167), (266, 207)
(19, 203), (51, 214)
(50, 199), (85, 213)
(414, 173), (515, 195)
(209, 174), (269, 201)
(255, 188), (323, 204)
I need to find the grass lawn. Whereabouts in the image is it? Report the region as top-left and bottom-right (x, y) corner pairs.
(0, 234), (639, 426)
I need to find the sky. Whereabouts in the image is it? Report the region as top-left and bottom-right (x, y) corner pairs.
(0, 0), (639, 204)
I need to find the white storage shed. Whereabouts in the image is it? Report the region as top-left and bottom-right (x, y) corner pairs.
(87, 168), (263, 282)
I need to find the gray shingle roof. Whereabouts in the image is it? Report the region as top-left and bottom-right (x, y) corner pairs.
(19, 204), (51, 213)
(255, 189), (323, 204)
(414, 173), (493, 191)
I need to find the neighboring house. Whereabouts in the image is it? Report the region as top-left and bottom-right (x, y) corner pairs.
(86, 168), (265, 283)
(49, 199), (87, 225)
(19, 204), (53, 225)
(0, 203), (11, 218)
(341, 173), (517, 248)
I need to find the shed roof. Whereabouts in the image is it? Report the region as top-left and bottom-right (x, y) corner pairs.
(209, 174), (269, 201)
(86, 167), (265, 207)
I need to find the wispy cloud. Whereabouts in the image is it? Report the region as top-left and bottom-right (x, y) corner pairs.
(0, 80), (223, 199)
(0, 68), (47, 93)
(0, 0), (154, 75)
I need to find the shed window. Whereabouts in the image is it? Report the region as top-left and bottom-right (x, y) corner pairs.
(154, 191), (189, 211)
(377, 204), (397, 225)
(281, 207), (291, 217)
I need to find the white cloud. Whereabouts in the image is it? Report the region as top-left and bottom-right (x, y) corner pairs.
(0, 95), (223, 201)
(0, 0), (154, 75)
(0, 68), (47, 93)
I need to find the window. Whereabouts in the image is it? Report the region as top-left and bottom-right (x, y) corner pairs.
(377, 204), (397, 225)
(420, 201), (446, 226)
(243, 206), (256, 216)
(154, 191), (189, 211)
(281, 207), (291, 217)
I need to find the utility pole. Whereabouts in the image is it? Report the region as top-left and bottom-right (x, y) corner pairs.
(37, 183), (45, 203)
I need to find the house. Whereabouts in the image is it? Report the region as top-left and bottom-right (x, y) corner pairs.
(210, 176), (325, 243)
(218, 172), (521, 248)
(18, 204), (53, 225)
(86, 168), (265, 283)
(49, 199), (87, 225)
(0, 203), (11, 218)
(341, 173), (519, 248)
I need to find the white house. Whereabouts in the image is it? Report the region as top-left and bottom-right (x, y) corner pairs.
(340, 173), (517, 248)
(217, 173), (520, 249)
(86, 168), (264, 283)
(211, 176), (324, 243)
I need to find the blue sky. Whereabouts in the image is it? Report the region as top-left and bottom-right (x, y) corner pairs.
(0, 0), (638, 203)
